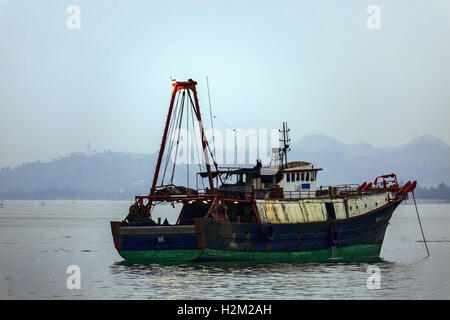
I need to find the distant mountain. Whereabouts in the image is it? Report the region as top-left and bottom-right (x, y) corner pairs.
(0, 135), (449, 200)
(290, 134), (450, 187)
(413, 183), (450, 200)
(0, 152), (158, 200)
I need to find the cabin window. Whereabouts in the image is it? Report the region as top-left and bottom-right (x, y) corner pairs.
(375, 202), (378, 206)
(301, 172), (305, 181)
(310, 172), (315, 181)
(291, 173), (295, 181)
(365, 204), (367, 208)
(306, 172), (310, 181)
(287, 173), (290, 182)
(296, 173), (300, 181)
(349, 206), (352, 211)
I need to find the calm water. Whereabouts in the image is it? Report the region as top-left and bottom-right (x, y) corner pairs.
(0, 200), (449, 299)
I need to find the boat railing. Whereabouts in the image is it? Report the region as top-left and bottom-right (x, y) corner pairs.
(134, 183), (391, 205)
(251, 183), (389, 200)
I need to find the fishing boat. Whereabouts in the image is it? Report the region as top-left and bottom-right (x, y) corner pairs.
(110, 79), (417, 263)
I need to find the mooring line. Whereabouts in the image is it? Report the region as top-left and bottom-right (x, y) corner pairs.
(412, 191), (430, 258)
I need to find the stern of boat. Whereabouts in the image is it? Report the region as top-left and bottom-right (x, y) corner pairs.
(110, 219), (206, 263)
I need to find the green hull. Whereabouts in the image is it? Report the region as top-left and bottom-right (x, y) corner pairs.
(119, 249), (202, 264)
(119, 244), (382, 264)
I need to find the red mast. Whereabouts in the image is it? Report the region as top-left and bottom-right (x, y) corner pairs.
(146, 79), (215, 217)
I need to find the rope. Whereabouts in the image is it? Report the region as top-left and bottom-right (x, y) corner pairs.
(186, 90), (221, 185)
(189, 96), (206, 190)
(412, 191), (430, 258)
(169, 90), (186, 185)
(187, 90), (222, 185)
(206, 76), (216, 158)
(214, 116), (236, 133)
(186, 90), (189, 188)
(160, 91), (181, 185)
(157, 85), (226, 192)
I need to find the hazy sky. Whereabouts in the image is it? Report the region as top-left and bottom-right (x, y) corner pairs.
(1, 0), (449, 168)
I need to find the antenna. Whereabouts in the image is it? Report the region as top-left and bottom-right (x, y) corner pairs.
(279, 122), (291, 166)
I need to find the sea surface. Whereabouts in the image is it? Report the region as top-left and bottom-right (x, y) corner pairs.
(0, 200), (449, 300)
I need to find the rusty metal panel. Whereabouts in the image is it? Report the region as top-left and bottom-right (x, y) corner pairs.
(257, 200), (282, 223)
(346, 197), (362, 217)
(346, 194), (389, 217)
(298, 200), (309, 222)
(333, 201), (347, 219)
(303, 201), (327, 222)
(283, 202), (305, 223)
(272, 201), (289, 223)
(255, 200), (308, 223)
(255, 200), (269, 223)
(266, 201), (279, 223)
(256, 193), (392, 223)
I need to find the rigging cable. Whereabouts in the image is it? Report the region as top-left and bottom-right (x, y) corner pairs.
(186, 91), (223, 184)
(412, 191), (430, 258)
(160, 98), (177, 185)
(186, 90), (190, 188)
(188, 95), (206, 190)
(214, 116), (236, 133)
(161, 90), (182, 185)
(169, 90), (186, 185)
(206, 76), (216, 158)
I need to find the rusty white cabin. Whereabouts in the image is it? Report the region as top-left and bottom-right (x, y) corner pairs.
(201, 159), (323, 201)
(277, 161), (322, 198)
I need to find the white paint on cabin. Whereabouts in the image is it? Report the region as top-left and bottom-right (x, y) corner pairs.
(275, 161), (320, 197)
